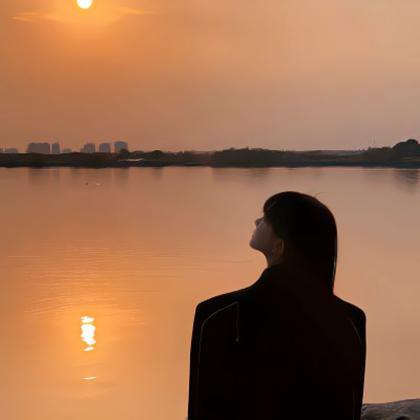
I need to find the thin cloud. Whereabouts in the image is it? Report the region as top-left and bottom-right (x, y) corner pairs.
(13, 6), (155, 24)
(115, 6), (156, 17)
(12, 11), (61, 23)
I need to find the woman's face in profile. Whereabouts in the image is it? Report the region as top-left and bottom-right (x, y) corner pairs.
(249, 215), (278, 253)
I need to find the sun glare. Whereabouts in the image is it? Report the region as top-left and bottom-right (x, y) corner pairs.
(81, 315), (96, 352)
(77, 0), (93, 10)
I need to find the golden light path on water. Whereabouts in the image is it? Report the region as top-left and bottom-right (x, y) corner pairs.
(81, 315), (97, 381)
(81, 316), (96, 348)
(81, 315), (96, 351)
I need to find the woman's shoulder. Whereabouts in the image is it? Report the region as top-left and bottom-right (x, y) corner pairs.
(333, 295), (367, 324)
(194, 284), (255, 324)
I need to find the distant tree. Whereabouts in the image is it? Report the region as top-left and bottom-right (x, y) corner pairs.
(148, 150), (165, 159)
(118, 148), (130, 159)
(392, 139), (420, 158)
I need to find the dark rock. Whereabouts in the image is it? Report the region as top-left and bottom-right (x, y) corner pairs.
(362, 398), (420, 419)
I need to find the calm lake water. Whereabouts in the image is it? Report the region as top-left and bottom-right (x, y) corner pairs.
(0, 166), (419, 419)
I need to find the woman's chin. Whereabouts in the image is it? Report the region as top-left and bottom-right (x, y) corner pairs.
(249, 237), (258, 250)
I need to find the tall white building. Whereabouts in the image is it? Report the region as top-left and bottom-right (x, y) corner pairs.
(81, 143), (96, 153)
(99, 142), (112, 153)
(27, 142), (51, 154)
(114, 141), (128, 153)
(51, 142), (61, 154)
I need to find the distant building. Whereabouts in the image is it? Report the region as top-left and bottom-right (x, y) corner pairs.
(27, 142), (51, 154)
(62, 148), (72, 153)
(51, 142), (61, 154)
(114, 141), (128, 153)
(99, 142), (111, 153)
(4, 148), (18, 153)
(80, 143), (96, 153)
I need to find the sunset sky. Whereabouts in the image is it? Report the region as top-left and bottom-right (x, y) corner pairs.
(2, 0), (420, 152)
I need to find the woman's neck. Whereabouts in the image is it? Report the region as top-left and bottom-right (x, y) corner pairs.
(265, 254), (284, 269)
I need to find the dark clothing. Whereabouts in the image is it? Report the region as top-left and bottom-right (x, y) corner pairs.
(188, 263), (366, 420)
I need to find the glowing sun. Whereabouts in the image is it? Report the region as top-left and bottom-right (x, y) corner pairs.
(77, 0), (93, 10)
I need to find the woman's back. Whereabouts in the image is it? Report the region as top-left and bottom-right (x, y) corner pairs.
(189, 191), (366, 419)
(188, 264), (366, 420)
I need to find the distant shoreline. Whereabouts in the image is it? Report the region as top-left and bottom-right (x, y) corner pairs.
(0, 160), (419, 169)
(1, 139), (420, 168)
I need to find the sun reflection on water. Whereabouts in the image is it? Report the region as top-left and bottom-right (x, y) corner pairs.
(81, 315), (96, 352)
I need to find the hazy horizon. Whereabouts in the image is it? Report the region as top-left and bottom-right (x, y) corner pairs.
(0, 141), (371, 153)
(2, 0), (420, 151)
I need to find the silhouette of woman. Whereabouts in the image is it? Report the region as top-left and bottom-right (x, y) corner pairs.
(187, 191), (366, 420)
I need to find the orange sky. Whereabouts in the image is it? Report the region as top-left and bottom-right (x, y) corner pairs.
(2, 0), (420, 152)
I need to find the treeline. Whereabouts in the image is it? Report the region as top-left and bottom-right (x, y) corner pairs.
(130, 139), (420, 166)
(1, 139), (420, 168)
(360, 139), (420, 163)
(0, 152), (119, 168)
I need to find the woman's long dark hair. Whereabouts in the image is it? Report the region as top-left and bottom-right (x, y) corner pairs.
(263, 191), (338, 294)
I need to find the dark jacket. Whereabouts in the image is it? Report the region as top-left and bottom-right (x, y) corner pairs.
(188, 263), (366, 420)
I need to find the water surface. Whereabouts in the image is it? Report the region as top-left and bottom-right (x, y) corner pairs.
(0, 167), (419, 419)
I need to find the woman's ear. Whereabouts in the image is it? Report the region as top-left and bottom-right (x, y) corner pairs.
(272, 238), (285, 258)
